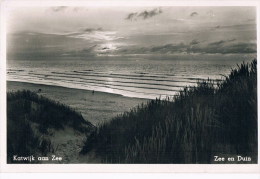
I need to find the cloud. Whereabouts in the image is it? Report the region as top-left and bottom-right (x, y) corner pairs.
(39, 26), (123, 42)
(117, 43), (187, 54)
(117, 39), (256, 55)
(188, 39), (255, 54)
(66, 28), (122, 41)
(209, 39), (236, 46)
(138, 8), (163, 19)
(66, 38), (254, 55)
(209, 40), (226, 46)
(125, 8), (162, 21)
(221, 42), (256, 54)
(190, 12), (198, 17)
(150, 43), (187, 53)
(65, 43), (121, 56)
(125, 12), (138, 21)
(82, 27), (103, 33)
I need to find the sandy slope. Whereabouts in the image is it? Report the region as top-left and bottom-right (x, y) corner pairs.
(7, 81), (149, 126)
(45, 127), (100, 163)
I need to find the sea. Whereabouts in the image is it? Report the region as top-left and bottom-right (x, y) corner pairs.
(7, 54), (255, 99)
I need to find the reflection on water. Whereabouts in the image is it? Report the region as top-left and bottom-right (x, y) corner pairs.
(7, 54), (255, 99)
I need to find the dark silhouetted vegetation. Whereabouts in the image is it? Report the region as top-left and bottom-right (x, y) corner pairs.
(81, 59), (257, 164)
(7, 90), (94, 163)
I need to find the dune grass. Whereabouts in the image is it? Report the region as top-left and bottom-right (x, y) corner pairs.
(81, 59), (258, 163)
(7, 90), (94, 163)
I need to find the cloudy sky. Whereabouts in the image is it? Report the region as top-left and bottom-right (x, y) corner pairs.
(7, 6), (256, 59)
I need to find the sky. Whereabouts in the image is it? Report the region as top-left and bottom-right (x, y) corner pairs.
(6, 6), (257, 59)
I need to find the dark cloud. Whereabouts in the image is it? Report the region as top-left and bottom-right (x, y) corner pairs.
(210, 23), (255, 32)
(150, 43), (187, 53)
(125, 8), (162, 21)
(222, 42), (256, 54)
(209, 39), (236, 46)
(217, 24), (256, 31)
(83, 27), (103, 33)
(118, 39), (255, 55)
(51, 6), (67, 12)
(125, 12), (138, 21)
(65, 38), (256, 55)
(118, 43), (188, 54)
(66, 27), (103, 36)
(188, 40), (255, 54)
(190, 12), (198, 17)
(209, 40), (226, 46)
(138, 8), (163, 19)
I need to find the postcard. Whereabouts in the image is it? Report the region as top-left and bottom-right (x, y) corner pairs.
(0, 0), (259, 173)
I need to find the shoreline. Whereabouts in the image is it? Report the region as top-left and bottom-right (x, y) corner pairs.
(7, 80), (152, 100)
(6, 80), (157, 100)
(7, 81), (149, 125)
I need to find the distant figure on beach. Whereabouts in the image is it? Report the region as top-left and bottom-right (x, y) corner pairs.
(92, 90), (95, 95)
(38, 89), (42, 93)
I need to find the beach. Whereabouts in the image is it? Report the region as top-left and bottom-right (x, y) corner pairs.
(4, 5), (258, 167)
(7, 81), (149, 125)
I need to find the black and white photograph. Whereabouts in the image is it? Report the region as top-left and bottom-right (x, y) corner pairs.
(1, 1), (258, 170)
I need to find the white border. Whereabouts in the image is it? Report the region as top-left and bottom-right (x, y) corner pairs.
(0, 0), (259, 173)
